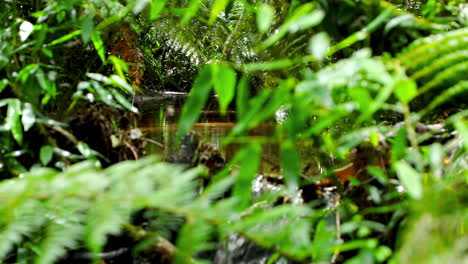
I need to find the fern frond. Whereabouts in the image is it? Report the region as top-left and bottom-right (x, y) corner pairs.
(0, 200), (47, 259)
(419, 81), (468, 116)
(411, 50), (468, 81)
(418, 61), (468, 94)
(33, 201), (86, 264)
(398, 28), (468, 67)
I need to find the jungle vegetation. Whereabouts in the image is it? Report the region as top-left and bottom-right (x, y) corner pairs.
(0, 0), (467, 263)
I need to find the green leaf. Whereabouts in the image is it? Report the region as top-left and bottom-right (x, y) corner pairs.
(236, 75), (250, 120)
(40, 145), (54, 166)
(108, 56), (129, 80)
(209, 0), (230, 24)
(288, 9), (324, 33)
(309, 32), (330, 61)
(111, 89), (138, 113)
(47, 30), (81, 47)
(21, 103), (35, 131)
(81, 16), (94, 44)
(7, 100), (23, 144)
(233, 144), (261, 210)
(394, 161), (422, 199)
(109, 75), (134, 94)
(177, 65), (213, 142)
(312, 220), (335, 261)
(213, 64), (236, 114)
(280, 141), (301, 193)
(182, 0), (202, 24)
(150, 0), (168, 20)
(91, 31), (106, 62)
(394, 79), (417, 103)
(257, 4), (274, 33)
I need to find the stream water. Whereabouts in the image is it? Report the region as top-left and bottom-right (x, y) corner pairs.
(137, 95), (278, 164)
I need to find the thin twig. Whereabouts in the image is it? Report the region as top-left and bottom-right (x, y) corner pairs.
(47, 125), (79, 145)
(331, 209), (342, 264)
(141, 136), (164, 148)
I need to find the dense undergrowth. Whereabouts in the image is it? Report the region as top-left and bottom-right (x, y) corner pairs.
(0, 0), (467, 263)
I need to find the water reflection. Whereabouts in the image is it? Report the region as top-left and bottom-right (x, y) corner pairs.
(137, 95), (277, 161)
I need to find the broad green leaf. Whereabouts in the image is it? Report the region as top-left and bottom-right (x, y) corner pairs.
(109, 75), (134, 94)
(213, 64), (236, 114)
(395, 161), (422, 199)
(77, 142), (94, 159)
(150, 0), (168, 20)
(257, 4), (274, 33)
(391, 128), (407, 162)
(91, 31), (106, 62)
(236, 75), (250, 120)
(81, 16), (94, 44)
(280, 141), (301, 193)
(177, 65), (213, 142)
(309, 32), (330, 61)
(40, 145), (54, 165)
(7, 100), (23, 144)
(21, 103), (35, 131)
(232, 144), (261, 210)
(111, 89), (138, 113)
(394, 79), (417, 103)
(209, 0), (230, 24)
(311, 220), (335, 261)
(108, 56), (129, 80)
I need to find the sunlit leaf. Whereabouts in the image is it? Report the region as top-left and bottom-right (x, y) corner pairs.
(133, 0), (150, 14)
(21, 103), (35, 131)
(309, 32), (330, 61)
(395, 161), (422, 199)
(40, 145), (54, 165)
(209, 0), (230, 24)
(111, 89), (138, 113)
(48, 30), (81, 47)
(19, 21), (34, 42)
(213, 64), (236, 114)
(257, 4), (274, 33)
(288, 9), (324, 33)
(91, 32), (106, 62)
(109, 75), (134, 94)
(108, 56), (129, 80)
(7, 100), (23, 144)
(150, 0), (168, 20)
(394, 79), (417, 103)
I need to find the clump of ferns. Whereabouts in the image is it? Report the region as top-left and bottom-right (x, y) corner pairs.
(398, 28), (468, 116)
(0, 157), (201, 264)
